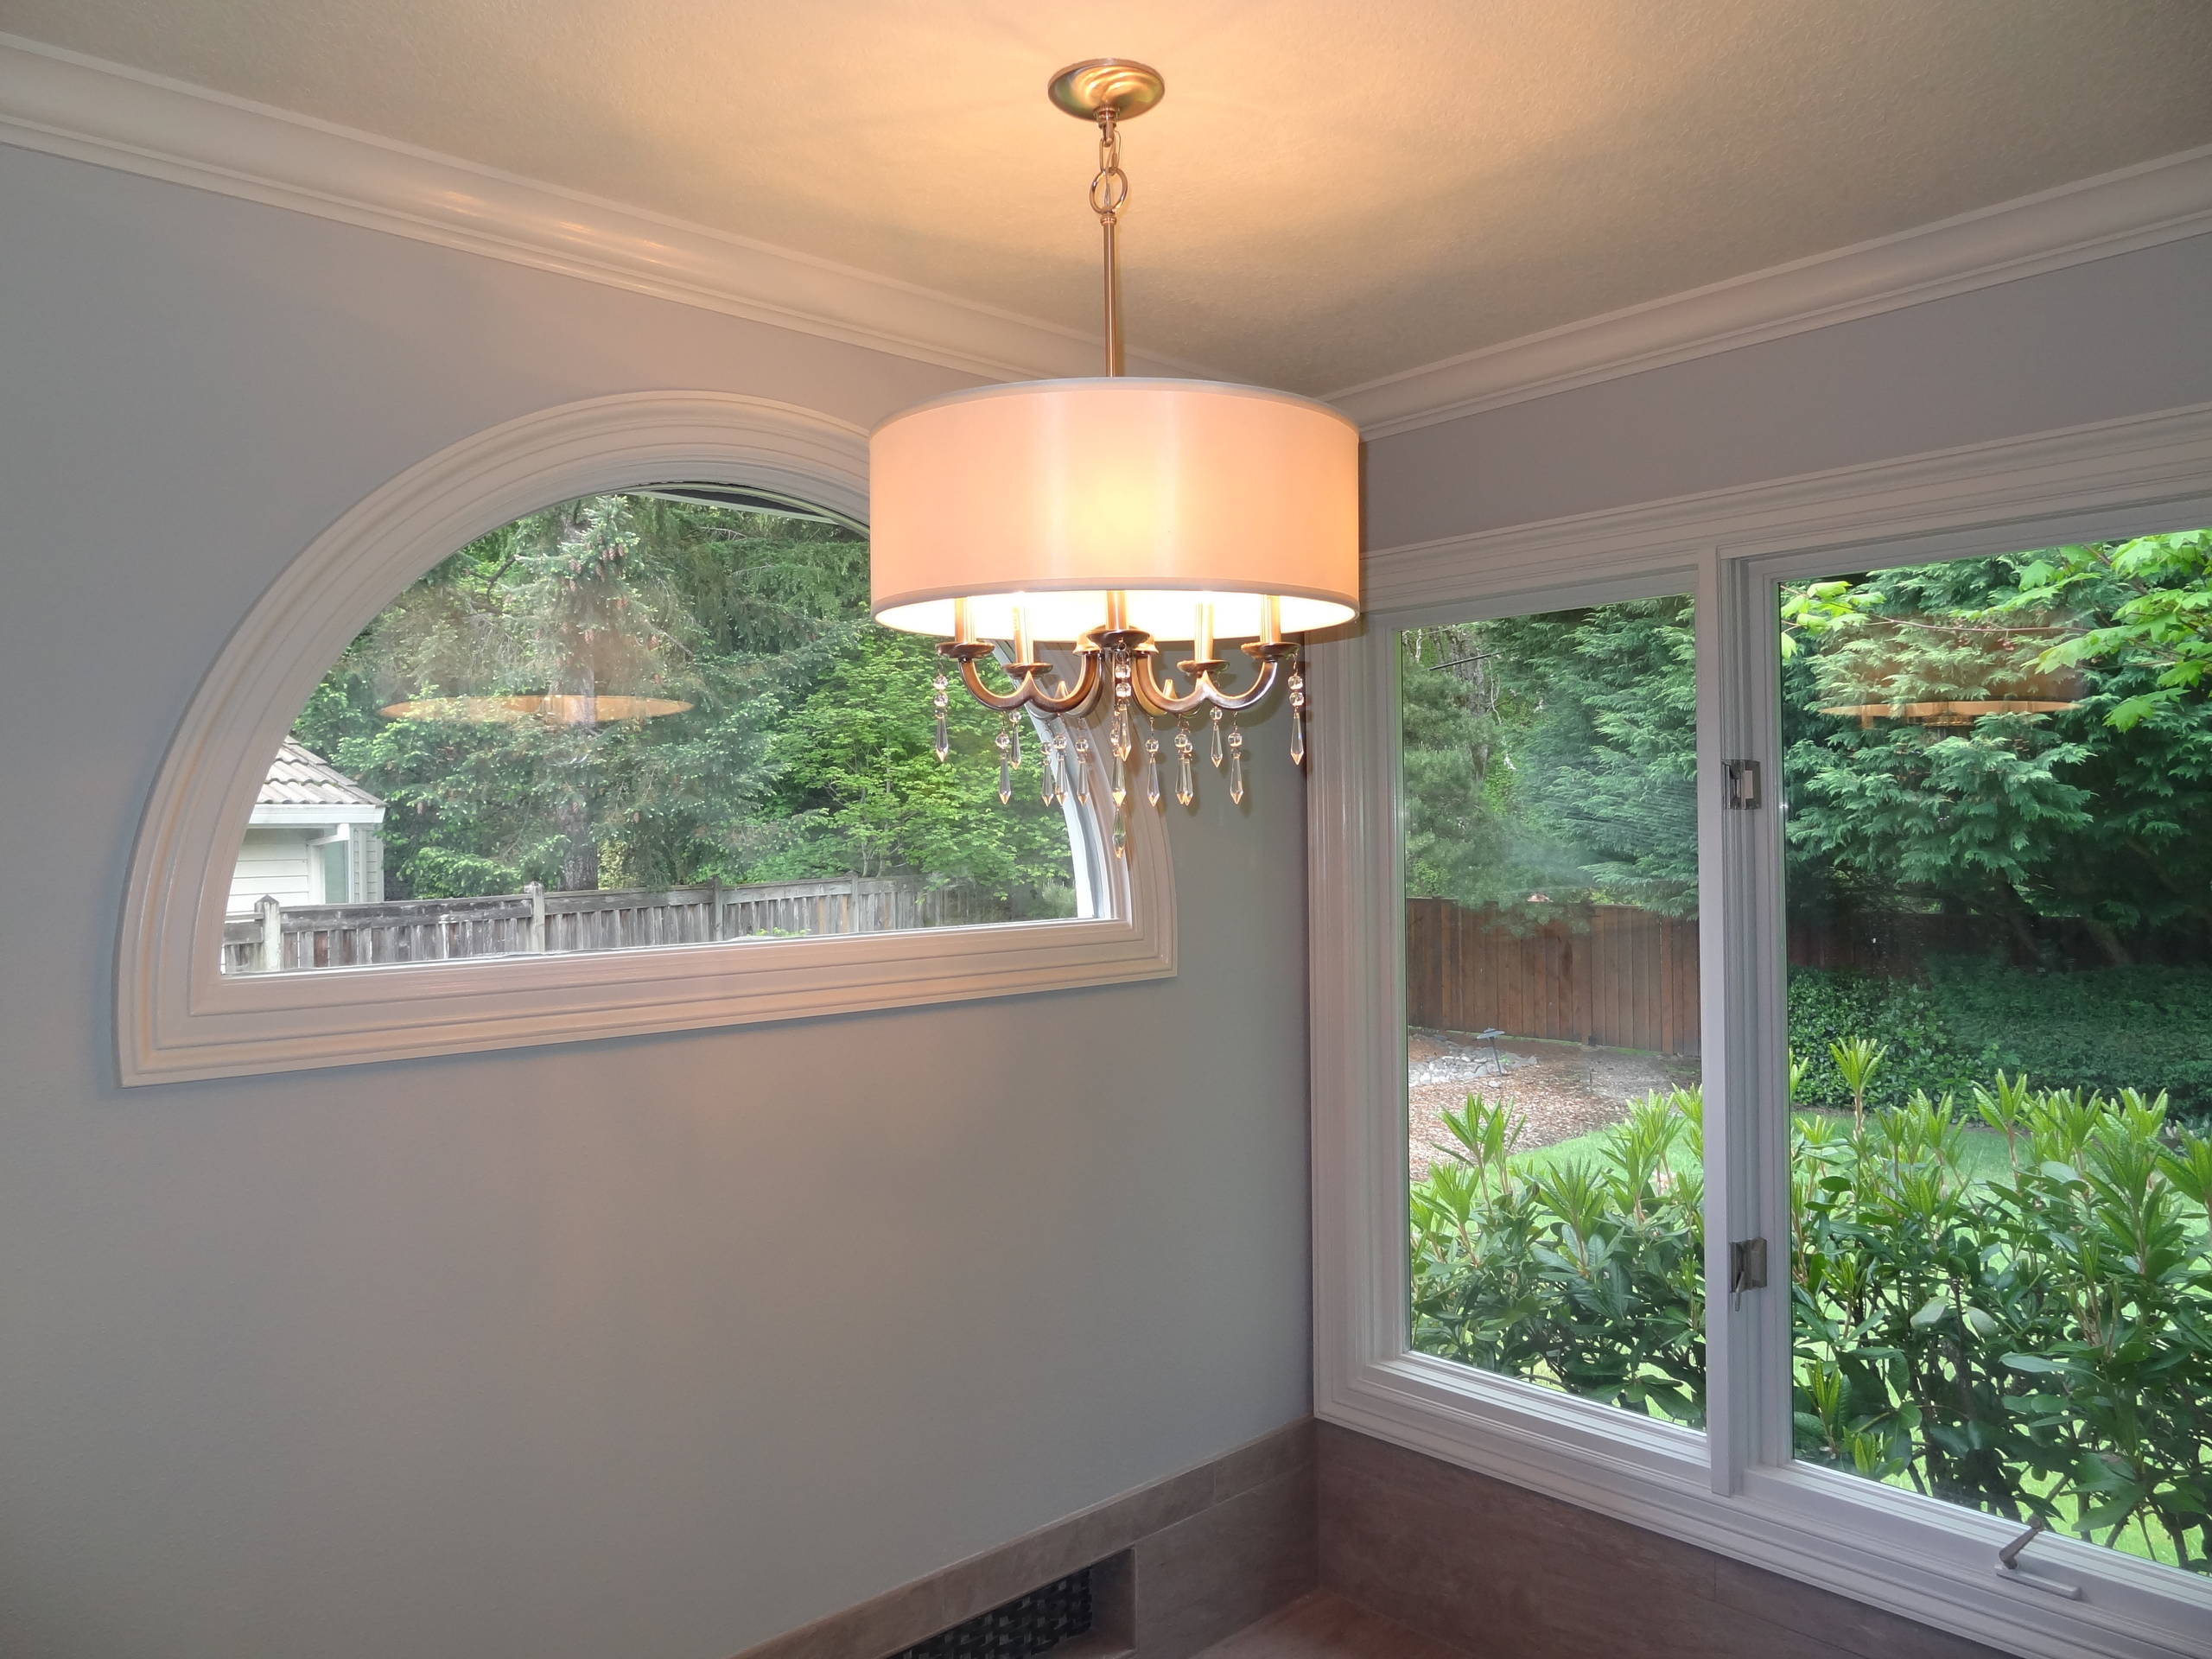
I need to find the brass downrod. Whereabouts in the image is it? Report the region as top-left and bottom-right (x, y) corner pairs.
(1103, 212), (1123, 376)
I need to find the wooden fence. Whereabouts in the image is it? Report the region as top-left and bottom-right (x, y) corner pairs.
(222, 877), (992, 974)
(1407, 900), (1701, 1057)
(1406, 899), (2018, 1057)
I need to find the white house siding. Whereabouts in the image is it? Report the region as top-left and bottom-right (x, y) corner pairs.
(228, 826), (315, 912)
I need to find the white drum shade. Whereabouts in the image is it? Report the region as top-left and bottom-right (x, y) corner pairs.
(869, 378), (1360, 643)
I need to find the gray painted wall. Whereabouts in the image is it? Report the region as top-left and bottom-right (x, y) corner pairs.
(1364, 231), (2212, 548)
(5, 134), (2207, 1659)
(0, 147), (1313, 1659)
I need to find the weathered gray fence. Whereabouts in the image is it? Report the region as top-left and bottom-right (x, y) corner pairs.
(222, 877), (992, 973)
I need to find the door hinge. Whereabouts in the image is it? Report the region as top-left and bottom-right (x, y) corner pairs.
(1725, 759), (1762, 809)
(1728, 1236), (1768, 1309)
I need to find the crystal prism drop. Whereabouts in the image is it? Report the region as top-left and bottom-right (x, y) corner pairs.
(931, 671), (950, 763)
(1209, 707), (1225, 768)
(995, 721), (1014, 805)
(1110, 744), (1128, 809)
(1288, 668), (1307, 766)
(1040, 732), (1059, 805)
(1111, 656), (1135, 761)
(1072, 736), (1091, 804)
(1144, 736), (1162, 808)
(1228, 720), (1247, 805)
(1174, 721), (1196, 807)
(1009, 718), (1022, 768)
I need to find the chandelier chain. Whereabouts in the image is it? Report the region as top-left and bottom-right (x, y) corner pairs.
(1090, 110), (1129, 222)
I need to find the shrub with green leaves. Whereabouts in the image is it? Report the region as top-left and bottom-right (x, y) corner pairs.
(1928, 959), (2212, 1121)
(1412, 1089), (1707, 1425)
(1785, 969), (1967, 1109)
(1785, 962), (2212, 1124)
(1409, 1061), (2212, 1571)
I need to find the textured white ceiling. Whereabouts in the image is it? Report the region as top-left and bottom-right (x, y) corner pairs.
(5, 0), (2209, 393)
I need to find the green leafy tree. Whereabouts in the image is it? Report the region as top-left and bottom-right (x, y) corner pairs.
(1401, 598), (1699, 918)
(290, 493), (1073, 909)
(1783, 549), (2212, 962)
(743, 627), (1077, 911)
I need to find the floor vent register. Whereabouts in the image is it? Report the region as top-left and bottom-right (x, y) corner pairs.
(890, 1567), (1094, 1658)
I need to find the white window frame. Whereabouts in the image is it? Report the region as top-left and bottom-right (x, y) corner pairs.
(120, 391), (1173, 1084)
(1310, 401), (2212, 1659)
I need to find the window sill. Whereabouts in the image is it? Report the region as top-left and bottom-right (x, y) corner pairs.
(127, 905), (1173, 1084)
(1320, 1360), (2212, 1659)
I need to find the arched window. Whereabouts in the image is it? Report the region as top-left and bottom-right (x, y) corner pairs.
(222, 486), (1093, 974)
(122, 394), (1172, 1082)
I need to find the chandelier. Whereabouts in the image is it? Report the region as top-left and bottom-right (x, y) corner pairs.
(868, 60), (1361, 843)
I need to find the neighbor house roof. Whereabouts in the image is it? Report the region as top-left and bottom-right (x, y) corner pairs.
(257, 739), (384, 810)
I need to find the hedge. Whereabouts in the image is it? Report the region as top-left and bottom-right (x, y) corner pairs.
(1410, 1071), (2212, 1572)
(1787, 962), (2212, 1122)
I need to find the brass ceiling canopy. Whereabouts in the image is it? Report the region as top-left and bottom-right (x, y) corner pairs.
(1046, 59), (1166, 123)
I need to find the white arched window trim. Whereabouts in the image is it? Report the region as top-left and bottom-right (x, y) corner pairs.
(119, 391), (1173, 1084)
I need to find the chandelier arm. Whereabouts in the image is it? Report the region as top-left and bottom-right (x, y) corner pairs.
(1130, 646), (1292, 715)
(1198, 654), (1286, 715)
(1015, 652), (1106, 715)
(1128, 650), (1218, 717)
(950, 652), (1104, 715)
(944, 652), (1038, 713)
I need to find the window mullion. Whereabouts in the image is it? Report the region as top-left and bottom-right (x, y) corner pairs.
(1696, 548), (1794, 1493)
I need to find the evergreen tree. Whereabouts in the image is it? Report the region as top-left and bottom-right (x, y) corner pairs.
(1401, 598), (1700, 919)
(290, 493), (1075, 909)
(1783, 543), (2212, 961)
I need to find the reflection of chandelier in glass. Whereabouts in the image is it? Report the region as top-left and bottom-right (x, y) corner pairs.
(1815, 616), (2081, 728)
(378, 694), (692, 725)
(867, 60), (1361, 829)
(1817, 697), (2077, 728)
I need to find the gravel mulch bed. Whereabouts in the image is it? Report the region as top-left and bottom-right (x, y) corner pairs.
(1408, 1028), (1701, 1179)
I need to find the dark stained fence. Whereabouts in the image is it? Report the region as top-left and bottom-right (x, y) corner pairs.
(1408, 899), (2006, 1057)
(1406, 900), (1701, 1057)
(223, 877), (997, 974)
(1783, 910), (1989, 973)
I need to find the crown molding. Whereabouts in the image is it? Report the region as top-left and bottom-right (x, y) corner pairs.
(1361, 400), (2212, 616)
(7, 34), (2206, 432)
(0, 33), (1209, 385)
(1333, 146), (2212, 440)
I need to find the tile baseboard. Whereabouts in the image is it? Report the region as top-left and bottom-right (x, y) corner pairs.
(732, 1420), (1317, 1659)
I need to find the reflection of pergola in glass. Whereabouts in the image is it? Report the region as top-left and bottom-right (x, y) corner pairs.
(378, 693), (691, 724)
(1815, 614), (2080, 727)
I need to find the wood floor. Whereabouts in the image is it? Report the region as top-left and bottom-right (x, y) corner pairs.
(1192, 1592), (1473, 1657)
